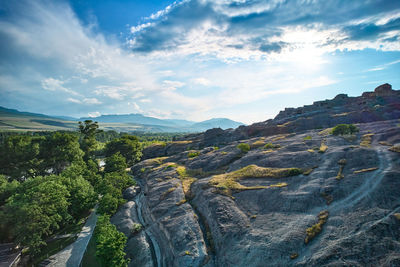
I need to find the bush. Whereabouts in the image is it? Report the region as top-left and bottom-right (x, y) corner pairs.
(95, 215), (129, 267)
(264, 143), (280, 149)
(237, 143), (250, 153)
(331, 124), (359, 135)
(303, 135), (312, 141)
(188, 151), (200, 158)
(98, 193), (122, 215)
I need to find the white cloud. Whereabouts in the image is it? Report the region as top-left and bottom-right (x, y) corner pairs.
(83, 98), (102, 105)
(41, 77), (80, 96)
(88, 111), (101, 117)
(192, 77), (211, 86)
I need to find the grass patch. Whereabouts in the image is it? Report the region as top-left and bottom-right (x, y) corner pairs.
(290, 253), (299, 259)
(237, 143), (250, 153)
(305, 210), (329, 244)
(176, 166), (197, 197)
(307, 149), (315, 153)
(272, 134), (288, 141)
(176, 199), (187, 206)
(160, 185), (178, 201)
(209, 164), (302, 196)
(303, 166), (318, 176)
(277, 121), (292, 127)
(318, 141), (328, 153)
(264, 143), (281, 149)
(303, 135), (312, 141)
(318, 128), (333, 136)
(353, 167), (378, 174)
(379, 141), (392, 146)
(251, 139), (265, 148)
(389, 144), (400, 153)
(360, 133), (374, 147)
(81, 232), (101, 267)
(147, 156), (168, 165)
(188, 151), (200, 158)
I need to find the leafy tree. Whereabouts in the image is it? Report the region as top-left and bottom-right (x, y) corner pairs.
(0, 175), (19, 205)
(104, 152), (128, 173)
(105, 135), (142, 165)
(40, 132), (84, 174)
(79, 120), (101, 161)
(60, 174), (97, 219)
(0, 135), (44, 181)
(95, 215), (129, 267)
(97, 193), (121, 215)
(5, 176), (70, 254)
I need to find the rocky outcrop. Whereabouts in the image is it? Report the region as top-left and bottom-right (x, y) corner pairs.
(126, 84), (400, 266)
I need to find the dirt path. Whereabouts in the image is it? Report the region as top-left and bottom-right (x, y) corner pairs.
(45, 207), (98, 267)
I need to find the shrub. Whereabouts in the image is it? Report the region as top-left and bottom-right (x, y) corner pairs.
(237, 143), (250, 153)
(303, 135), (312, 141)
(264, 143), (280, 149)
(331, 124), (359, 135)
(188, 151), (200, 158)
(131, 223), (143, 234)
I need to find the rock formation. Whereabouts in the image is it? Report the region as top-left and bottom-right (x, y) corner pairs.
(113, 84), (400, 266)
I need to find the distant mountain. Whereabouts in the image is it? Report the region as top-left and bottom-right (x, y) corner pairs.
(0, 106), (245, 133)
(191, 118), (243, 131)
(80, 114), (244, 132)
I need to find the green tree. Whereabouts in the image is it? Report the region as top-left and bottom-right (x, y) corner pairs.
(97, 193), (121, 215)
(5, 176), (70, 254)
(40, 132), (84, 174)
(0, 135), (44, 181)
(79, 120), (100, 161)
(105, 135), (142, 165)
(104, 152), (128, 173)
(332, 124), (359, 135)
(95, 215), (129, 267)
(60, 174), (97, 219)
(0, 175), (19, 205)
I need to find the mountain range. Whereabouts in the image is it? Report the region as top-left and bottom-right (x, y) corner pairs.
(0, 106), (244, 133)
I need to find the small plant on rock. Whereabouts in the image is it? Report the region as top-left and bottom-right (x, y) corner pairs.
(237, 143), (250, 153)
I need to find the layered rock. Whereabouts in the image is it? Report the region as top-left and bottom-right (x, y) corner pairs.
(126, 84), (400, 266)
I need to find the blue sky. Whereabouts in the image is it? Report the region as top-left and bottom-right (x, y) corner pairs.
(0, 0), (399, 124)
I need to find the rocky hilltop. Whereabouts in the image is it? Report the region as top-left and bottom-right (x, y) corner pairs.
(112, 84), (400, 266)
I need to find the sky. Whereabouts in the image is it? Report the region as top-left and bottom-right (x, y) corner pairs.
(0, 0), (399, 124)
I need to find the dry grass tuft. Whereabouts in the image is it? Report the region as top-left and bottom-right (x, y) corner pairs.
(389, 144), (400, 153)
(379, 141), (392, 146)
(305, 210), (329, 244)
(272, 134), (289, 141)
(209, 164), (301, 196)
(318, 128), (333, 136)
(319, 141), (328, 153)
(353, 167), (378, 174)
(360, 133), (374, 147)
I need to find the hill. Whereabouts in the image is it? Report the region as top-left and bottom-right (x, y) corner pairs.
(112, 83), (400, 266)
(0, 107), (244, 133)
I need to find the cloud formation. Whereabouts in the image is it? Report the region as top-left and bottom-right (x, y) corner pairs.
(129, 0), (400, 59)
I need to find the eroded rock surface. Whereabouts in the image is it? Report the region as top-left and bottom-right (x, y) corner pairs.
(123, 84), (400, 266)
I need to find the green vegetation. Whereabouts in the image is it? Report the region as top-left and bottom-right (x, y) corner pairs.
(0, 122), (141, 261)
(264, 143), (281, 149)
(209, 164), (302, 196)
(79, 120), (101, 161)
(237, 143), (250, 153)
(331, 124), (359, 135)
(353, 167), (378, 174)
(188, 151), (200, 158)
(105, 135), (142, 165)
(95, 215), (129, 267)
(303, 135), (312, 141)
(305, 210), (329, 244)
(132, 223), (143, 234)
